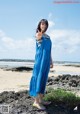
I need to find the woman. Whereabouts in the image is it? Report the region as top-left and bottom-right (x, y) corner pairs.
(29, 19), (53, 110)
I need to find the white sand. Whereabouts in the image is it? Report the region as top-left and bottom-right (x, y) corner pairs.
(0, 65), (80, 93)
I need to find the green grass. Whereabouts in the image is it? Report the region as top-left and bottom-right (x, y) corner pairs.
(43, 87), (80, 108)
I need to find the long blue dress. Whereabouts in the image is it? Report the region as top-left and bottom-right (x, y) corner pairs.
(29, 34), (52, 97)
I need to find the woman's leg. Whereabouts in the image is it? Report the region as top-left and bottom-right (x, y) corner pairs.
(33, 94), (46, 110)
(34, 93), (44, 103)
(34, 95), (39, 103)
(38, 93), (51, 105)
(38, 93), (44, 102)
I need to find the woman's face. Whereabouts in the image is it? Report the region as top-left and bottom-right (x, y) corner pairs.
(40, 21), (46, 33)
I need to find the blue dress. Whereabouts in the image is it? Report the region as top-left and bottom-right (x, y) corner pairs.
(29, 34), (52, 97)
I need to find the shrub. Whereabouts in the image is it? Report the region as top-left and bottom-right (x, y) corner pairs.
(43, 87), (80, 108)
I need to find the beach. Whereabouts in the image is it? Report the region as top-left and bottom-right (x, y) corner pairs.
(0, 61), (80, 114)
(0, 61), (80, 94)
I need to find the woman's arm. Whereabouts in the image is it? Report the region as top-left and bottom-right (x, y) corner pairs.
(35, 30), (43, 41)
(50, 53), (53, 68)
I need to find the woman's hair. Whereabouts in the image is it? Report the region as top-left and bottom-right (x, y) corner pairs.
(36, 19), (49, 33)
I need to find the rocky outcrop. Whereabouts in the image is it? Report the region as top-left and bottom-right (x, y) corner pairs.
(47, 74), (80, 87)
(0, 74), (80, 114)
(0, 89), (80, 114)
(47, 74), (80, 97)
(2, 66), (33, 72)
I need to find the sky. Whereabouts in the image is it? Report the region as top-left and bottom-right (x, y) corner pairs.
(0, 0), (80, 62)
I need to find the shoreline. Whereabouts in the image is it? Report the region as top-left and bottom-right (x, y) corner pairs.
(0, 64), (80, 96)
(0, 65), (80, 113)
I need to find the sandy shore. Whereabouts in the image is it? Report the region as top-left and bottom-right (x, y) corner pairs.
(0, 64), (80, 93)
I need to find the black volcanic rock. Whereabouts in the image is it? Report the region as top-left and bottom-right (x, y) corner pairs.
(47, 74), (80, 91)
(3, 66), (33, 72)
(0, 89), (80, 114)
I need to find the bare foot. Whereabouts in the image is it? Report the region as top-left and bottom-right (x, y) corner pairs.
(39, 100), (51, 105)
(32, 102), (46, 110)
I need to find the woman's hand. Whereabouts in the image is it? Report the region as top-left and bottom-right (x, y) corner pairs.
(50, 53), (54, 68)
(35, 30), (43, 40)
(50, 63), (54, 68)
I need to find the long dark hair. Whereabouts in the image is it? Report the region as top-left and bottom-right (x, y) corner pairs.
(36, 19), (49, 33)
